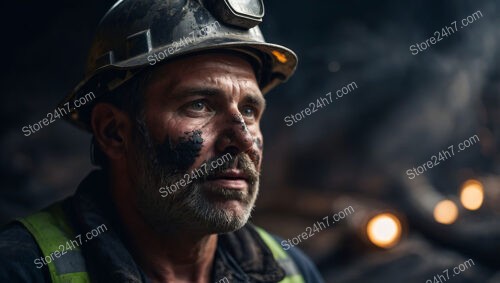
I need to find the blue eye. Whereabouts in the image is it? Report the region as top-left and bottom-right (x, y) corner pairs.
(189, 100), (206, 111)
(242, 106), (255, 117)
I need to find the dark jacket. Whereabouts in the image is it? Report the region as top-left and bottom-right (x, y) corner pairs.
(0, 171), (324, 283)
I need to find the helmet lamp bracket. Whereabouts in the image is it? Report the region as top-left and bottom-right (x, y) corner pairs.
(204, 0), (264, 29)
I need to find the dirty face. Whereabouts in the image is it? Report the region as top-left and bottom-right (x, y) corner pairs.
(129, 53), (265, 234)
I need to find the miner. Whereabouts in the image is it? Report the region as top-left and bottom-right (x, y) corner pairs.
(0, 0), (323, 282)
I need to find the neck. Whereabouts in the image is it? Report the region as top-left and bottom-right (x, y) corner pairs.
(110, 168), (217, 283)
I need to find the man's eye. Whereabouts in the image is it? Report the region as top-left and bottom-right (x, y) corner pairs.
(188, 100), (207, 111)
(242, 106), (256, 117)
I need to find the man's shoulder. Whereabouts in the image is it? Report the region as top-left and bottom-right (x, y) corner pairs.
(282, 240), (324, 283)
(247, 225), (325, 283)
(0, 221), (50, 283)
(267, 231), (325, 283)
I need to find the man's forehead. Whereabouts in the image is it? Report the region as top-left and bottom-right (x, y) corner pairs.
(146, 52), (262, 97)
(153, 52), (257, 77)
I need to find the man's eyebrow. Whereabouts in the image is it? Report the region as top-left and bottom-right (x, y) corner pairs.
(173, 87), (223, 98)
(242, 93), (266, 110)
(173, 87), (266, 108)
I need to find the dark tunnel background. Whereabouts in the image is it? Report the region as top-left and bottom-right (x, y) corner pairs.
(1, 1), (499, 282)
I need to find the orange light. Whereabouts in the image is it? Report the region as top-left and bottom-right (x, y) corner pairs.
(272, 50), (287, 63)
(460, 179), (484, 211)
(366, 213), (402, 248)
(433, 200), (458, 224)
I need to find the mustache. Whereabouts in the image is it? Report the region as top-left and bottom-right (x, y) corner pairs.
(194, 153), (260, 185)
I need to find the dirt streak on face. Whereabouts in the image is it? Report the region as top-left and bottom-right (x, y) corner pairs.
(156, 130), (204, 171)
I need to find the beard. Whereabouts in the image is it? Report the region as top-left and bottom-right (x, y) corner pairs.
(129, 116), (260, 235)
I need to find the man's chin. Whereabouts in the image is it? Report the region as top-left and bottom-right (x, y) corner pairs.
(192, 204), (250, 234)
(138, 179), (257, 234)
(210, 198), (249, 216)
(203, 190), (252, 221)
(193, 188), (254, 233)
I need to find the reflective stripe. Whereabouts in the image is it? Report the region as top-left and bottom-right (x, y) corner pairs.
(276, 257), (301, 277)
(255, 227), (306, 283)
(18, 203), (91, 283)
(58, 272), (91, 283)
(53, 251), (87, 274)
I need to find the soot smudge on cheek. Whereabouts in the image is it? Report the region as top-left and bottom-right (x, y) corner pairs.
(156, 130), (204, 171)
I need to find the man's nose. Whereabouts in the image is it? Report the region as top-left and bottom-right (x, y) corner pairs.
(215, 112), (254, 154)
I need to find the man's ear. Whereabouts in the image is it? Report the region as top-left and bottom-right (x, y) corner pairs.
(90, 102), (131, 161)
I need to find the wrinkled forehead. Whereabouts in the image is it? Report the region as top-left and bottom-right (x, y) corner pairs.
(145, 51), (262, 97)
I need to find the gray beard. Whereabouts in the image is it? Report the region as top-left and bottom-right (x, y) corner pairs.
(130, 117), (260, 235)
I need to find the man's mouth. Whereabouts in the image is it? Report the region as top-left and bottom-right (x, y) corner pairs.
(205, 169), (249, 190)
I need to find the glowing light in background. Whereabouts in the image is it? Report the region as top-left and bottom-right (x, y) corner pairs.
(433, 200), (459, 224)
(366, 213), (402, 248)
(460, 179), (484, 211)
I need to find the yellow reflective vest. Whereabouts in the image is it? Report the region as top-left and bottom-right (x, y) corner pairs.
(19, 203), (305, 283)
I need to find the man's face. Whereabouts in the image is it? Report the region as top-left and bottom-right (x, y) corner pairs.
(128, 53), (265, 234)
